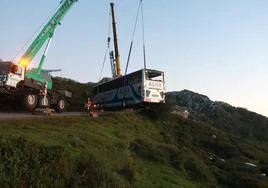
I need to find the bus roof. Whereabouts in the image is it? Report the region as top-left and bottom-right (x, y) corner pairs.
(95, 68), (164, 87)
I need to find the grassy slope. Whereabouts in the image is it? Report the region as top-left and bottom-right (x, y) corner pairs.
(0, 111), (267, 187)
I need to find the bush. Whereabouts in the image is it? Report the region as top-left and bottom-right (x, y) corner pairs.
(67, 152), (118, 188)
(120, 155), (136, 184)
(0, 136), (120, 188)
(183, 156), (210, 182)
(129, 138), (171, 163)
(139, 103), (173, 121)
(0, 136), (67, 187)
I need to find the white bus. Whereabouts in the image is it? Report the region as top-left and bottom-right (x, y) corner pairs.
(92, 69), (165, 108)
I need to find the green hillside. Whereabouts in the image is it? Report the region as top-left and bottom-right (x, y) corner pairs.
(0, 110), (267, 187)
(52, 77), (94, 111)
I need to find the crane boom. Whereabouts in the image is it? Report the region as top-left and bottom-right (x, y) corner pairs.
(19, 0), (78, 71)
(110, 2), (121, 77)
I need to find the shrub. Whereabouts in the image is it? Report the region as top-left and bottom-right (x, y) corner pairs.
(183, 155), (211, 182)
(0, 136), (67, 187)
(120, 155), (136, 184)
(129, 138), (170, 163)
(67, 152), (117, 188)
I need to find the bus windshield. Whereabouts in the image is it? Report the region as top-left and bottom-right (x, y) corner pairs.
(146, 70), (164, 82)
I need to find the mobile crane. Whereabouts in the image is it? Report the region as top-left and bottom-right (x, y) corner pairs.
(0, 0), (78, 112)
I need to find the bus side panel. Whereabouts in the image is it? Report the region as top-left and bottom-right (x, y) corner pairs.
(93, 83), (144, 108)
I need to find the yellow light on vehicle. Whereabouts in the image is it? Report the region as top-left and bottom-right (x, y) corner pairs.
(19, 58), (30, 67)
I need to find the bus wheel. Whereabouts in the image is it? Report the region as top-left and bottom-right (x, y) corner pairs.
(55, 98), (66, 113)
(23, 93), (38, 112)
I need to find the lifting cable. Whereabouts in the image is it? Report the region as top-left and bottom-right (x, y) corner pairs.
(98, 1), (112, 81)
(124, 0), (142, 75)
(141, 0), (147, 70)
(125, 0), (147, 75)
(12, 3), (62, 62)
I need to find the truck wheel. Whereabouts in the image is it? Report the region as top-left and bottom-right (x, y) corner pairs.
(55, 98), (66, 113)
(40, 96), (50, 107)
(23, 93), (38, 112)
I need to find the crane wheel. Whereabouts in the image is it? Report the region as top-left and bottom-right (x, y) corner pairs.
(40, 96), (50, 107)
(23, 93), (38, 112)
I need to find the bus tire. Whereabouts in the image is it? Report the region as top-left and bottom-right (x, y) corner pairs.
(23, 93), (38, 112)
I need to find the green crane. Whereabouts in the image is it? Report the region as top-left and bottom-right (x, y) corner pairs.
(19, 0), (78, 90)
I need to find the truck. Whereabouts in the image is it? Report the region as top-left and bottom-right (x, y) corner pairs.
(0, 0), (78, 112)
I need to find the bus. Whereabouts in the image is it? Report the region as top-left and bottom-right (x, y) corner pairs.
(92, 69), (165, 108)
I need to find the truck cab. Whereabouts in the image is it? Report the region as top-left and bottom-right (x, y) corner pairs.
(0, 60), (24, 92)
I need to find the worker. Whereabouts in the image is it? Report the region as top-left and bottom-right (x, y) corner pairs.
(87, 98), (94, 112)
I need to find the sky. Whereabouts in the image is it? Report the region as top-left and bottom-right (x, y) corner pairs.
(0, 0), (268, 117)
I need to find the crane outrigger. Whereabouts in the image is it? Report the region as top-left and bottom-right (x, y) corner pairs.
(0, 0), (78, 112)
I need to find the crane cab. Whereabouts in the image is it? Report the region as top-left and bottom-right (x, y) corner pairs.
(0, 60), (24, 90)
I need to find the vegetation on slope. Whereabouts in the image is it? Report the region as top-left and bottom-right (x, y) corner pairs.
(52, 77), (94, 111)
(0, 110), (267, 187)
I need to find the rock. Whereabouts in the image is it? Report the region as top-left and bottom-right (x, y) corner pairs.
(245, 162), (257, 168)
(171, 106), (189, 119)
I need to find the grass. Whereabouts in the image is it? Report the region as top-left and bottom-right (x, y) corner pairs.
(0, 111), (267, 187)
